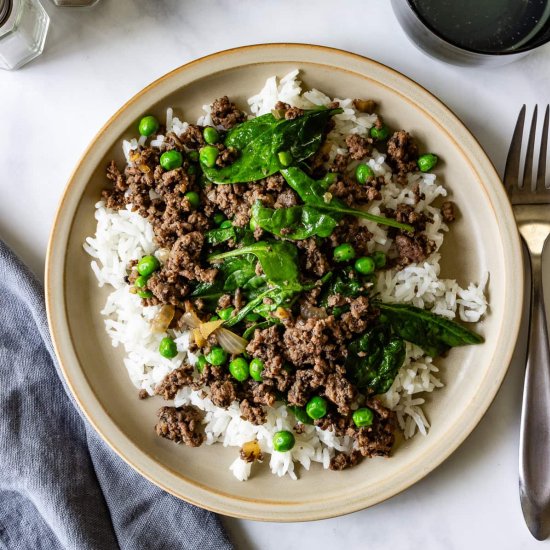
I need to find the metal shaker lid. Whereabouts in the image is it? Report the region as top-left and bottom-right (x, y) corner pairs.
(0, 0), (12, 27)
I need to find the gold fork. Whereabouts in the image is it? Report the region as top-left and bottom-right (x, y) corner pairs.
(504, 104), (550, 540)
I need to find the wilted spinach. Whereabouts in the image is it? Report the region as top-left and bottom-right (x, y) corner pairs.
(281, 167), (414, 232)
(205, 226), (236, 246)
(208, 241), (300, 287)
(200, 108), (341, 184)
(378, 303), (484, 357)
(346, 325), (406, 395)
(250, 200), (338, 240)
(320, 267), (365, 307)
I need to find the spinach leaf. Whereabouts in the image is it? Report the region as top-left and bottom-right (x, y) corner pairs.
(346, 326), (406, 394)
(378, 303), (484, 357)
(219, 257), (257, 292)
(208, 241), (300, 287)
(281, 167), (414, 232)
(205, 226), (236, 246)
(190, 280), (225, 309)
(201, 108), (342, 184)
(250, 200), (338, 240)
(320, 267), (365, 307)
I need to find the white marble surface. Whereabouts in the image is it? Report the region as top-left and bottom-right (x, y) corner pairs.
(2, 0), (550, 548)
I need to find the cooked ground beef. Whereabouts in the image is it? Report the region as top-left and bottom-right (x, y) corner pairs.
(386, 130), (419, 175)
(330, 153), (350, 174)
(239, 399), (267, 425)
(345, 134), (372, 161)
(209, 380), (238, 408)
(155, 406), (204, 447)
(216, 146), (239, 168)
(210, 96), (246, 129)
(180, 124), (205, 149)
(296, 237), (331, 277)
(155, 364), (194, 400)
(353, 398), (396, 457)
(441, 200), (456, 222)
(329, 450), (362, 470)
(394, 234), (436, 268)
(394, 203), (432, 231)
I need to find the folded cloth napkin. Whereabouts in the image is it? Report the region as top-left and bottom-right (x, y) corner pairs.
(0, 240), (233, 550)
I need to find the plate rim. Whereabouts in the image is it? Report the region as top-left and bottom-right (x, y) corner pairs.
(45, 43), (523, 521)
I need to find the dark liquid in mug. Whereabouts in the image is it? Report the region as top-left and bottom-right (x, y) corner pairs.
(409, 0), (550, 53)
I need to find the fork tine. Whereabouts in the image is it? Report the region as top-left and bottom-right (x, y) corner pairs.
(536, 105), (549, 190)
(523, 105), (538, 189)
(504, 105), (526, 191)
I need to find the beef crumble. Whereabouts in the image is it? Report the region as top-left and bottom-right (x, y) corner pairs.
(155, 405), (204, 447)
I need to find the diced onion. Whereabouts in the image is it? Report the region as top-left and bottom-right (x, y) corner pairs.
(181, 310), (201, 329)
(300, 303), (327, 320)
(216, 327), (248, 355)
(199, 319), (225, 339)
(151, 304), (175, 333)
(241, 440), (263, 463)
(193, 328), (206, 347)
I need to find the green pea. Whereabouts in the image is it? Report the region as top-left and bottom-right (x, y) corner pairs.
(160, 150), (183, 171)
(354, 256), (375, 275)
(417, 153), (438, 172)
(187, 165), (197, 175)
(187, 150), (199, 162)
(249, 358), (264, 381)
(134, 275), (149, 289)
(203, 126), (219, 145)
(333, 243), (356, 262)
(272, 430), (295, 452)
(159, 337), (178, 359)
(355, 163), (374, 184)
(245, 312), (261, 322)
(289, 406), (313, 425)
(184, 191), (200, 209)
(219, 220), (233, 229)
(206, 346), (228, 366)
(306, 396), (328, 419)
(137, 255), (160, 277)
(229, 357), (249, 382)
(138, 115), (159, 137)
(277, 150), (293, 167)
(372, 251), (387, 268)
(352, 407), (374, 428)
(213, 213), (226, 225)
(218, 307), (235, 321)
(370, 125), (389, 141)
(137, 289), (153, 299)
(249, 358), (264, 382)
(200, 145), (219, 168)
(210, 314), (220, 321)
(196, 355), (207, 373)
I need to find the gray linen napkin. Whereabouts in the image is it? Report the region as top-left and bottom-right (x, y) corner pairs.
(0, 240), (233, 550)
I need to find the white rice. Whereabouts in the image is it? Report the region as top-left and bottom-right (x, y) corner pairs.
(84, 71), (488, 481)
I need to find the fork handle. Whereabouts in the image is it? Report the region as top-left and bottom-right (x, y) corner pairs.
(520, 249), (550, 540)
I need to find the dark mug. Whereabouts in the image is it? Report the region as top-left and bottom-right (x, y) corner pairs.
(391, 0), (550, 66)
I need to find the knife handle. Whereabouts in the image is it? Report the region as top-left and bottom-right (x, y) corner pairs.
(520, 248), (550, 540)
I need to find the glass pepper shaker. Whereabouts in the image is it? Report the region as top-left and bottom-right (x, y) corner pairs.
(0, 0), (49, 70)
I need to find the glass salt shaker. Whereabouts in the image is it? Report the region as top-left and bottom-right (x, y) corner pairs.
(0, 0), (49, 70)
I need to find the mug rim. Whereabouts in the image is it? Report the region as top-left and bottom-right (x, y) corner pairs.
(405, 0), (550, 57)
